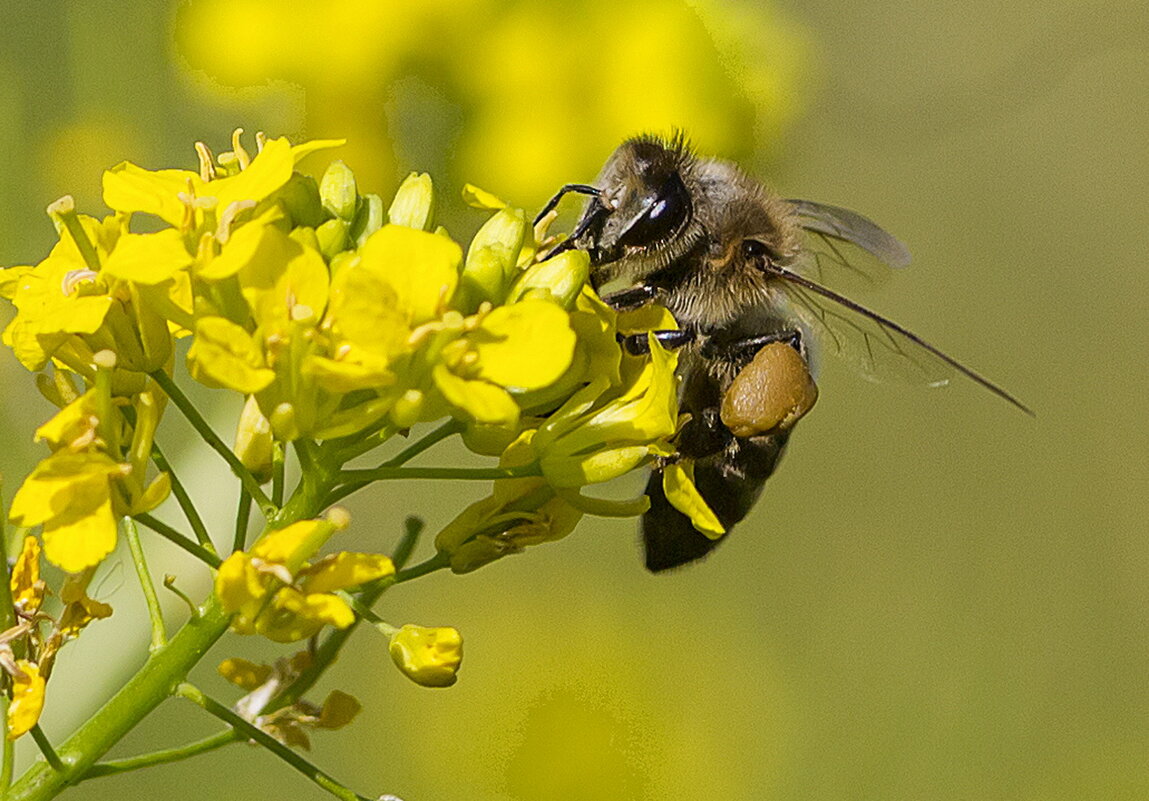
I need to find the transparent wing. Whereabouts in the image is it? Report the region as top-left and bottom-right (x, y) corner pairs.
(770, 265), (1032, 414)
(788, 199), (912, 269)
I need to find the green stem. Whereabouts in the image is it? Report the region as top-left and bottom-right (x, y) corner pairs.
(390, 516), (424, 571)
(233, 489), (252, 553)
(380, 419), (462, 468)
(271, 443), (285, 508)
(175, 684), (370, 801)
(328, 422), (398, 463)
(134, 514), (222, 569)
(148, 370), (275, 516)
(7, 600), (231, 800)
(1, 695), (13, 793)
(28, 727), (63, 773)
(123, 518), (166, 651)
(149, 442), (216, 554)
(328, 463), (539, 505)
(48, 199), (101, 271)
(79, 730), (239, 781)
(395, 552), (450, 584)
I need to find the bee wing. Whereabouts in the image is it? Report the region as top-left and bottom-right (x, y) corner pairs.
(788, 199), (912, 269)
(770, 266), (1033, 415)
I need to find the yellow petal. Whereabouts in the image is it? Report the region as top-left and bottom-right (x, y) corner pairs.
(357, 225), (461, 325)
(102, 162), (201, 226)
(10, 536), (44, 614)
(662, 461), (725, 539)
(40, 489), (118, 573)
(250, 519), (334, 572)
(257, 588), (355, 643)
(207, 136), (294, 212)
(186, 316), (274, 394)
(471, 299), (576, 391)
(101, 229), (193, 285)
(7, 661), (46, 740)
(214, 553), (267, 616)
(299, 552), (395, 594)
(432, 365), (519, 426)
(461, 183), (506, 210)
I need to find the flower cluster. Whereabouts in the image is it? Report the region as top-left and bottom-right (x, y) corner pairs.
(0, 132), (728, 726)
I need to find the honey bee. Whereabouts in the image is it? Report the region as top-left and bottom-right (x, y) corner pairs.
(537, 134), (1030, 571)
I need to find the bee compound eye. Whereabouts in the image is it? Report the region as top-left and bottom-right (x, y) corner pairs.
(741, 239), (771, 262)
(617, 174), (691, 249)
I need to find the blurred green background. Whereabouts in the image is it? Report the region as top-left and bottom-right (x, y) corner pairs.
(1, 0), (1147, 799)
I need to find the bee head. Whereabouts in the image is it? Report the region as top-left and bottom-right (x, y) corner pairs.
(573, 134), (702, 281)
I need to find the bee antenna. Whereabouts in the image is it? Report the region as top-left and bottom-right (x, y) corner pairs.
(534, 183), (601, 226)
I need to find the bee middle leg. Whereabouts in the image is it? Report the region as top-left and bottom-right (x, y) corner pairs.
(700, 329), (804, 364)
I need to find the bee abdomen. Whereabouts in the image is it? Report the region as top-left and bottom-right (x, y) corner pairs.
(641, 432), (790, 572)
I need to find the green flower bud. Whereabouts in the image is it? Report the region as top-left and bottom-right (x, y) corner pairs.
(387, 172), (435, 231)
(316, 218), (349, 260)
(506, 250), (589, 309)
(350, 193), (385, 248)
(458, 207), (527, 311)
(319, 160), (359, 221)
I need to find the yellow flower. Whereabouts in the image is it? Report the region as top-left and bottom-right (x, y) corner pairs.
(102, 135), (343, 230)
(6, 661), (46, 740)
(9, 452), (128, 573)
(388, 624), (463, 688)
(434, 430), (583, 573)
(531, 334), (680, 488)
(215, 517), (395, 643)
(355, 224), (461, 326)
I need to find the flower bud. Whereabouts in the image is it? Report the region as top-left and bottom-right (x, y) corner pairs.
(506, 249), (589, 309)
(350, 194), (385, 247)
(387, 172), (435, 231)
(388, 624), (462, 687)
(320, 160), (359, 221)
(316, 218), (349, 260)
(235, 395), (274, 484)
(458, 207), (527, 311)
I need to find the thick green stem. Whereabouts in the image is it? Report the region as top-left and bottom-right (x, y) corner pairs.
(9, 473), (330, 801)
(6, 599), (232, 800)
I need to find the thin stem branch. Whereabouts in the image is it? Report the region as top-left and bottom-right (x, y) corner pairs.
(28, 727), (63, 773)
(148, 370), (275, 516)
(149, 442), (215, 554)
(327, 463), (539, 506)
(134, 515), (222, 569)
(390, 516), (424, 571)
(175, 684), (370, 801)
(395, 552), (450, 584)
(271, 443), (285, 508)
(79, 730), (239, 781)
(123, 518), (166, 651)
(1, 695), (12, 793)
(233, 489), (252, 553)
(380, 419), (463, 468)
